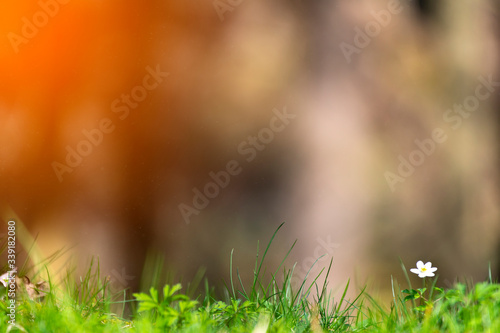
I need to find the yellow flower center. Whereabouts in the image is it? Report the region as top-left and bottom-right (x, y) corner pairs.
(421, 267), (427, 272)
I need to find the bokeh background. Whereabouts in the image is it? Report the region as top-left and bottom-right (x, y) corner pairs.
(0, 0), (499, 300)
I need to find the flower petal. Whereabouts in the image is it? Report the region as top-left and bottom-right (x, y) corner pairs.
(410, 268), (420, 275)
(416, 261), (424, 269)
(0, 272), (8, 288)
(425, 272), (435, 277)
(428, 267), (438, 273)
(424, 262), (432, 268)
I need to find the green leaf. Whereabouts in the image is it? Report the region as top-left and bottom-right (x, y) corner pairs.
(133, 292), (152, 303)
(137, 301), (158, 313)
(149, 287), (159, 303)
(133, 293), (159, 313)
(178, 300), (198, 313)
(133, 288), (162, 313)
(164, 283), (182, 298)
(414, 305), (426, 312)
(417, 288), (427, 295)
(402, 289), (420, 302)
(434, 287), (444, 292)
(404, 294), (420, 302)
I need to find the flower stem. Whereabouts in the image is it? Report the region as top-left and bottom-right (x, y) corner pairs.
(421, 277), (426, 307)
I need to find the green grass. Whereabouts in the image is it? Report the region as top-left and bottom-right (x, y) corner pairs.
(2, 223), (500, 332)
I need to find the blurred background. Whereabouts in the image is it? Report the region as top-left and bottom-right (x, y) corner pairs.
(0, 0), (499, 300)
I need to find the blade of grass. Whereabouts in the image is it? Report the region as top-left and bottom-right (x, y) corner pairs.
(252, 222), (285, 298)
(229, 248), (236, 299)
(391, 275), (401, 321)
(399, 258), (416, 309)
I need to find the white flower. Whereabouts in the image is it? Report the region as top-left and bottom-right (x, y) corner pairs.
(0, 268), (17, 288)
(410, 261), (437, 278)
(0, 272), (8, 288)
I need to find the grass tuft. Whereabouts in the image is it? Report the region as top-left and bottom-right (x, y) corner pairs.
(2, 223), (500, 332)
